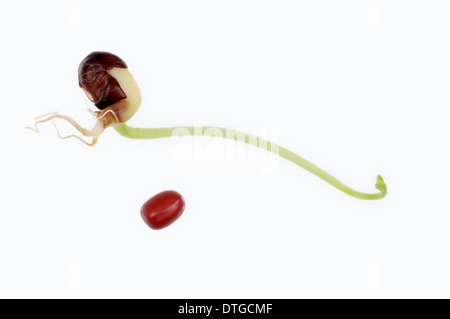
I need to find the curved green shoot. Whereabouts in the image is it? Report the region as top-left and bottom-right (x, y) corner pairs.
(114, 123), (387, 200)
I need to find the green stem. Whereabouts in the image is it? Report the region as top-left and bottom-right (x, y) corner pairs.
(114, 123), (387, 200)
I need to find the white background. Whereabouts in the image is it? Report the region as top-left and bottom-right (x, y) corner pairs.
(0, 0), (449, 298)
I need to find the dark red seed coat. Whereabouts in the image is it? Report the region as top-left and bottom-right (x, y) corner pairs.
(78, 51), (128, 110)
(141, 190), (185, 230)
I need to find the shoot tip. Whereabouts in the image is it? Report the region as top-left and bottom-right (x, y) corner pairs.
(375, 174), (387, 197)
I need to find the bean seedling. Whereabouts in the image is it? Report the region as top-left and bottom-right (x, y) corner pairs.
(27, 51), (387, 203)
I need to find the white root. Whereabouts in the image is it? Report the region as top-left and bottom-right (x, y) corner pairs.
(96, 109), (119, 123)
(25, 111), (115, 146)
